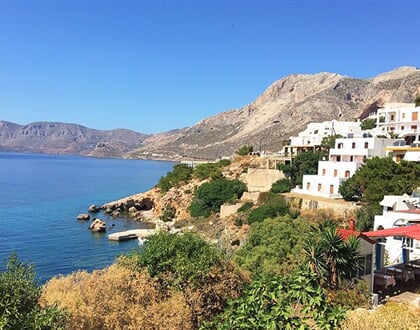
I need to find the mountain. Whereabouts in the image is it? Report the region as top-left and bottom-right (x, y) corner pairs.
(128, 66), (420, 160)
(0, 121), (149, 157)
(1, 66), (419, 160)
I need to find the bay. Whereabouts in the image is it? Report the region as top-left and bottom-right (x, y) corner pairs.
(0, 152), (174, 282)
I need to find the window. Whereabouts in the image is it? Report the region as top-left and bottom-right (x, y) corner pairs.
(322, 169), (326, 176)
(412, 112), (418, 121)
(306, 182), (310, 190)
(352, 142), (356, 149)
(401, 125), (405, 130)
(338, 143), (343, 149)
(345, 170), (350, 178)
(412, 125), (417, 131)
(329, 185), (334, 194)
(333, 169), (338, 177)
(364, 142), (369, 148)
(318, 183), (322, 191)
(390, 114), (394, 121)
(350, 155), (354, 162)
(402, 113), (406, 119)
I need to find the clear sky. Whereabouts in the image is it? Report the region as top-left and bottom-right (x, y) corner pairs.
(0, 1), (419, 134)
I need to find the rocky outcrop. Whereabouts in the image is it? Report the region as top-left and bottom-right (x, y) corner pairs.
(89, 218), (107, 232)
(88, 205), (100, 213)
(77, 214), (90, 221)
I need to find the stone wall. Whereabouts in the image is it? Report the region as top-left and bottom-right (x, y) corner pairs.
(220, 203), (244, 219)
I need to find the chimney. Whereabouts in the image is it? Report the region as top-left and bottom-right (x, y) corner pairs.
(349, 218), (355, 231)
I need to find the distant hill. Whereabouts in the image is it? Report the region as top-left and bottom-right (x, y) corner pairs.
(1, 66), (419, 160)
(128, 66), (420, 160)
(0, 121), (149, 157)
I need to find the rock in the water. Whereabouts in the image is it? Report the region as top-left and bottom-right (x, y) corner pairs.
(88, 204), (100, 213)
(77, 214), (90, 221)
(89, 218), (106, 232)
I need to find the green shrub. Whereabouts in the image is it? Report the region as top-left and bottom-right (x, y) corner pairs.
(248, 194), (289, 224)
(234, 216), (311, 276)
(204, 270), (346, 329)
(157, 164), (193, 193)
(0, 254), (67, 330)
(236, 145), (254, 156)
(237, 202), (253, 213)
(120, 232), (221, 288)
(271, 178), (291, 193)
(188, 179), (247, 217)
(159, 204), (176, 222)
(192, 160), (231, 181)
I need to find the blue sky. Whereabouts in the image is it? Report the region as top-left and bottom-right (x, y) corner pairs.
(0, 1), (419, 134)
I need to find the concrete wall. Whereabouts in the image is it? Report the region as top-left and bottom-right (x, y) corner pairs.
(220, 203), (244, 219)
(245, 168), (284, 192)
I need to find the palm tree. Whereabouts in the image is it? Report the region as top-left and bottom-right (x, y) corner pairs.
(303, 221), (362, 289)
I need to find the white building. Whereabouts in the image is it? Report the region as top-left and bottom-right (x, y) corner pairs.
(375, 103), (420, 162)
(293, 135), (394, 199)
(373, 193), (420, 264)
(280, 120), (362, 157)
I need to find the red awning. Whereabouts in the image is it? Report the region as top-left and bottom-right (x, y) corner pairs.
(364, 225), (420, 241)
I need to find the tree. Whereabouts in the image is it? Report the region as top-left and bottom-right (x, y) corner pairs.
(204, 269), (346, 329)
(321, 134), (343, 149)
(188, 179), (247, 217)
(247, 194), (290, 224)
(339, 157), (420, 205)
(157, 164), (193, 193)
(236, 145), (254, 156)
(278, 150), (326, 186)
(415, 94), (420, 107)
(0, 254), (67, 330)
(360, 118), (377, 130)
(234, 216), (312, 277)
(270, 178), (291, 193)
(303, 221), (362, 289)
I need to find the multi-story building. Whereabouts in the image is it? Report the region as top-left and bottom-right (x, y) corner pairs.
(375, 103), (420, 161)
(280, 120), (362, 157)
(293, 135), (394, 199)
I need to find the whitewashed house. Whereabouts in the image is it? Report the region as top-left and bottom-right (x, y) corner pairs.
(293, 135), (394, 199)
(373, 193), (420, 264)
(280, 120), (362, 157)
(375, 103), (420, 162)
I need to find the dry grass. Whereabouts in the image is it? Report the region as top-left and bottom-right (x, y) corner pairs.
(40, 264), (193, 330)
(342, 302), (420, 329)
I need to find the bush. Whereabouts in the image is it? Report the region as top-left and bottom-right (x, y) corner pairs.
(0, 254), (67, 330)
(120, 232), (221, 288)
(234, 216), (312, 276)
(159, 204), (176, 222)
(189, 179), (247, 217)
(157, 164), (193, 193)
(237, 201), (253, 213)
(41, 265), (194, 330)
(192, 159), (230, 181)
(248, 194), (289, 224)
(236, 145), (253, 156)
(271, 178), (291, 193)
(204, 270), (346, 329)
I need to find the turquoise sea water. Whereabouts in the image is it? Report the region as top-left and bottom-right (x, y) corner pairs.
(0, 152), (174, 282)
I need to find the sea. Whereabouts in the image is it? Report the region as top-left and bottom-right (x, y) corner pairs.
(0, 152), (175, 283)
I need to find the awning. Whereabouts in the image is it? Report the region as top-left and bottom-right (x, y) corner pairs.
(364, 225), (420, 241)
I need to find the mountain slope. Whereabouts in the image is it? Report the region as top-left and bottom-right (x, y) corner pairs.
(0, 121), (149, 157)
(129, 66), (420, 160)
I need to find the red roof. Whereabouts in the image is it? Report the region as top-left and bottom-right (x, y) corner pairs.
(364, 225), (420, 240)
(338, 229), (375, 244)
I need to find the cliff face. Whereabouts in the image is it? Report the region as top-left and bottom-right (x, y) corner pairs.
(129, 66), (420, 160)
(0, 121), (149, 157)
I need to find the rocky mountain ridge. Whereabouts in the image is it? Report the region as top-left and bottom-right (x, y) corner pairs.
(0, 121), (149, 157)
(129, 66), (420, 160)
(1, 66), (419, 159)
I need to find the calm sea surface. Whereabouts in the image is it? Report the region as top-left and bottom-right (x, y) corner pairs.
(0, 152), (174, 282)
